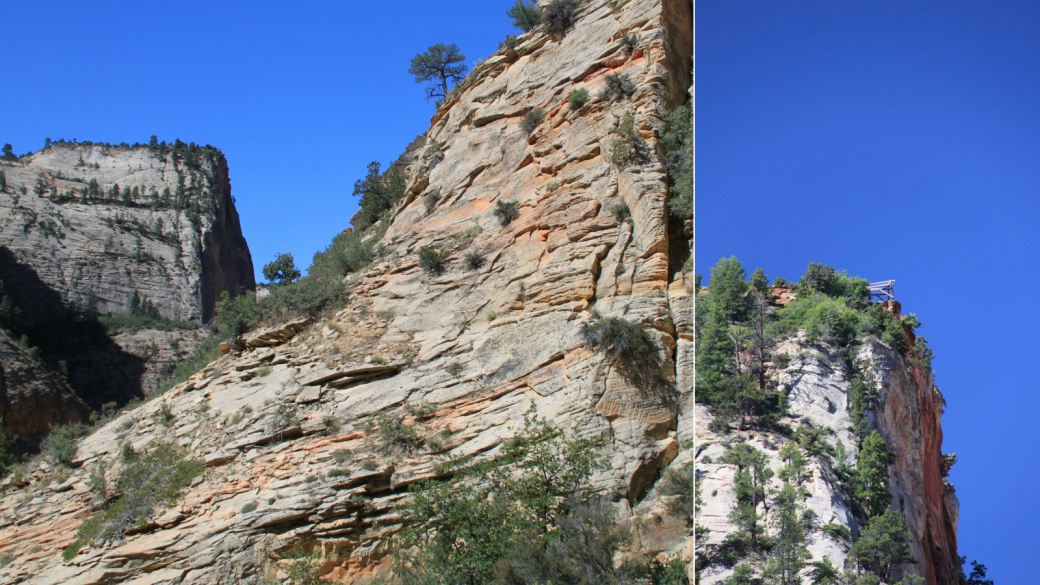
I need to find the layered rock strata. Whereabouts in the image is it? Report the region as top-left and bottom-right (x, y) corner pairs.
(0, 0), (693, 582)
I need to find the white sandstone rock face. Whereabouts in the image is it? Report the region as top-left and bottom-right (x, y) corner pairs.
(0, 143), (254, 323)
(696, 336), (961, 585)
(0, 0), (693, 582)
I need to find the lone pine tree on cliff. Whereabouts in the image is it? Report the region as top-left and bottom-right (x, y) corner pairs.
(409, 43), (468, 104)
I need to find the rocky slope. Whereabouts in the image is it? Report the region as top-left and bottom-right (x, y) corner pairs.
(0, 0), (692, 583)
(0, 142), (255, 409)
(695, 303), (961, 584)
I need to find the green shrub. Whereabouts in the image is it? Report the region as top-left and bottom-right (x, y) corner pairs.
(418, 246), (450, 275)
(581, 315), (655, 363)
(822, 522), (852, 541)
(520, 108), (546, 135)
(610, 111), (651, 167)
(215, 290), (262, 337)
(501, 34), (520, 50)
(424, 190), (441, 215)
(326, 467), (352, 478)
(331, 449), (352, 464)
(157, 401), (175, 427)
(42, 423), (91, 467)
(376, 413), (424, 455)
(600, 73), (637, 102)
(395, 408), (610, 585)
(620, 32), (640, 54)
(446, 361), (464, 377)
(507, 0), (541, 31)
(404, 401), (436, 419)
(262, 253), (301, 285)
(352, 161), (405, 230)
(542, 0), (580, 38)
(360, 457), (378, 471)
(658, 462), (693, 524)
(240, 500), (258, 513)
(464, 250), (486, 271)
(610, 201), (631, 222)
(63, 443), (203, 561)
(854, 431), (892, 518)
(323, 416), (342, 433)
(662, 104), (692, 220)
(494, 200), (521, 226)
(568, 87), (590, 109)
(647, 554), (691, 585)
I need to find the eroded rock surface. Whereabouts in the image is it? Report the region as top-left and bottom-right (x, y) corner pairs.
(0, 0), (692, 582)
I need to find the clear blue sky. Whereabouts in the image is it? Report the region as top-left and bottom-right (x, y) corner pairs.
(0, 0), (516, 282)
(699, 1), (1039, 581)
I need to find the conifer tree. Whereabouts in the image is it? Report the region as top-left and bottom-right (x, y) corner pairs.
(848, 508), (917, 583)
(408, 43), (468, 103)
(764, 483), (810, 585)
(709, 256), (752, 322)
(855, 431), (892, 517)
(724, 444), (773, 550)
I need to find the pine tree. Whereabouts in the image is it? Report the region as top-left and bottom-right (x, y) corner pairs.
(764, 483), (810, 585)
(129, 290), (142, 316)
(408, 43), (468, 103)
(848, 508), (917, 583)
(724, 444), (773, 550)
(855, 431), (892, 518)
(709, 256), (752, 322)
(696, 301), (735, 409)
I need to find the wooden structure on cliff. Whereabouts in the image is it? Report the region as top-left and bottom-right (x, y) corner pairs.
(868, 280), (896, 302)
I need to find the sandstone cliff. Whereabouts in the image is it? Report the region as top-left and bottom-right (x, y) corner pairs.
(694, 287), (962, 584)
(0, 0), (692, 582)
(0, 142), (253, 323)
(0, 142), (255, 409)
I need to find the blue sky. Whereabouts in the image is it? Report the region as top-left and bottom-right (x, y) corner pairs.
(0, 0), (516, 281)
(698, 1), (1039, 581)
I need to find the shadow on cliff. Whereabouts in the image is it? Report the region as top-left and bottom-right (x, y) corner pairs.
(0, 246), (145, 410)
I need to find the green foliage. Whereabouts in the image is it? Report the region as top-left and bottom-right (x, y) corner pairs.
(581, 314), (656, 365)
(750, 267), (769, 295)
(240, 500), (258, 513)
(463, 249), (486, 271)
(821, 523), (852, 542)
(662, 104), (692, 220)
(418, 246), (451, 275)
(763, 483), (810, 585)
(798, 263), (870, 304)
(542, 0), (580, 38)
(446, 361), (464, 376)
(0, 418), (18, 476)
(374, 412), (424, 455)
(611, 201), (631, 223)
(63, 442), (204, 561)
(724, 443), (773, 550)
(600, 73), (637, 102)
(501, 34), (521, 50)
(409, 43), (468, 103)
(520, 107), (546, 135)
(568, 87), (591, 109)
(610, 111), (651, 167)
(777, 441), (810, 486)
(352, 161), (406, 230)
(157, 335), (223, 394)
(2, 143), (15, 160)
(965, 560), (994, 585)
(507, 0), (541, 32)
(157, 401), (175, 427)
(707, 256), (752, 322)
(854, 431), (892, 518)
(658, 462), (693, 524)
(0, 280), (23, 331)
(847, 508), (917, 583)
(494, 200), (521, 226)
(262, 252), (301, 285)
(726, 564), (757, 585)
(215, 290), (262, 337)
(42, 423), (91, 467)
(696, 302), (737, 410)
(808, 558), (843, 585)
(850, 369), (879, 439)
(395, 407), (608, 585)
(620, 32), (640, 54)
(424, 190), (441, 215)
(647, 555), (691, 585)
